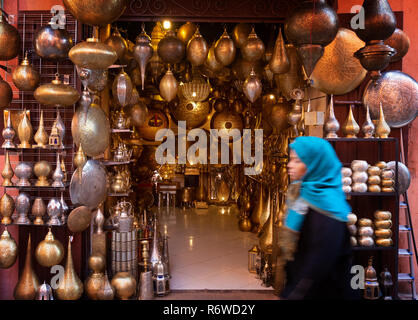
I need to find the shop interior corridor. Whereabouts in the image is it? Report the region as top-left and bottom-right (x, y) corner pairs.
(157, 205), (273, 291)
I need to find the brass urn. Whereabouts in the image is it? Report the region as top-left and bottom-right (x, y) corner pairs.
(0, 14), (21, 60)
(33, 110), (49, 148)
(14, 235), (40, 300)
(35, 228), (64, 267)
(2, 151), (14, 186)
(62, 0), (127, 26)
(17, 110), (33, 148)
(111, 272), (137, 300)
(34, 74), (80, 107)
(0, 228), (18, 269)
(85, 254), (106, 300)
(32, 197), (46, 225)
(34, 23), (73, 60)
(56, 237), (84, 300)
(12, 52), (40, 91)
(0, 193), (15, 225)
(34, 160), (52, 186)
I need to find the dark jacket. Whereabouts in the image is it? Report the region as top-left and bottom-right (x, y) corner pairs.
(280, 208), (360, 300)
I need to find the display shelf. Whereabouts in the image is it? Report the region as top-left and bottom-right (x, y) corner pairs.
(346, 192), (397, 197)
(352, 246), (395, 251)
(3, 182), (70, 191)
(2, 145), (73, 151)
(1, 223), (67, 228)
(326, 137), (397, 142)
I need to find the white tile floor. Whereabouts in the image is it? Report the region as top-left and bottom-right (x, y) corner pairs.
(157, 205), (270, 290)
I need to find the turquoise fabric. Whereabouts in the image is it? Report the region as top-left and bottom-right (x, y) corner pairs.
(285, 136), (351, 232)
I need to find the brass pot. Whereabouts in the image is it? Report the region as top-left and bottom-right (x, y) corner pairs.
(14, 235), (39, 300)
(354, 43), (395, 79)
(0, 193), (14, 225)
(71, 97), (110, 157)
(34, 74), (80, 107)
(56, 237), (84, 300)
(32, 198), (46, 225)
(157, 30), (185, 64)
(35, 229), (64, 267)
(214, 30), (236, 66)
(69, 37), (118, 69)
(363, 71), (418, 128)
(34, 160), (52, 186)
(0, 75), (12, 108)
(170, 99), (210, 129)
(12, 53), (40, 91)
(375, 219), (392, 229)
(0, 229), (18, 269)
(34, 24), (73, 60)
(385, 28), (410, 62)
(137, 108), (169, 141)
(0, 14), (21, 60)
(242, 27), (265, 62)
(63, 0), (127, 26)
(111, 272), (136, 300)
(105, 29), (127, 61)
(232, 23), (251, 49)
(311, 28), (367, 95)
(112, 70), (133, 107)
(177, 22), (197, 44)
(187, 28), (208, 67)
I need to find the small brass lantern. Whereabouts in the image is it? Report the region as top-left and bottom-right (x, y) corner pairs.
(248, 244), (260, 274)
(49, 123), (61, 147)
(364, 256), (380, 300)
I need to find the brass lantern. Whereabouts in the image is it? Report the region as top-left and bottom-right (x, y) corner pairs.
(364, 257), (380, 300)
(248, 245), (260, 274)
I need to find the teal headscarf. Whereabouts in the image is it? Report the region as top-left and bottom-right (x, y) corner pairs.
(284, 136), (351, 232)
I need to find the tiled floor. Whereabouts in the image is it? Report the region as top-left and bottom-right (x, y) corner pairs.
(157, 205), (272, 291)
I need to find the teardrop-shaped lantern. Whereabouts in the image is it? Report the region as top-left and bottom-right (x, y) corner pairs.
(284, 0), (339, 78)
(34, 23), (73, 60)
(157, 30), (185, 64)
(112, 69), (133, 108)
(0, 228), (18, 269)
(269, 28), (290, 75)
(12, 52), (40, 91)
(177, 21), (197, 44)
(56, 237), (84, 300)
(187, 27), (208, 67)
(104, 28), (127, 61)
(34, 74), (80, 107)
(214, 29), (236, 66)
(242, 27), (265, 62)
(159, 68), (178, 102)
(0, 14), (21, 61)
(69, 37), (118, 70)
(243, 69), (262, 103)
(133, 26), (153, 90)
(35, 228), (64, 267)
(204, 41), (223, 72)
(14, 235), (40, 300)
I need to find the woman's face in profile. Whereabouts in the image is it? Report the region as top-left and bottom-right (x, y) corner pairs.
(287, 150), (307, 182)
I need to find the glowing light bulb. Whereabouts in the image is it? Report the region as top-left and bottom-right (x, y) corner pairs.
(163, 20), (172, 30)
